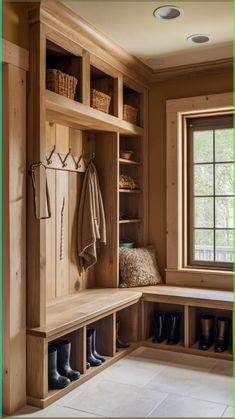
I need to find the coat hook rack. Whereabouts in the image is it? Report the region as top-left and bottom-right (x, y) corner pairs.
(46, 145), (56, 165)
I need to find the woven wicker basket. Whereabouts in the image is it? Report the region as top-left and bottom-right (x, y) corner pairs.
(46, 69), (78, 100)
(123, 104), (138, 125)
(91, 88), (111, 113)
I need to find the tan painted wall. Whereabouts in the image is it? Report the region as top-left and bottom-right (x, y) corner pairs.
(148, 71), (233, 278)
(3, 1), (28, 49)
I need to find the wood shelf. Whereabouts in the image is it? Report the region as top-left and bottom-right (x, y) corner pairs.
(27, 343), (138, 409)
(46, 90), (144, 135)
(119, 158), (141, 166)
(119, 219), (141, 224)
(119, 189), (141, 193)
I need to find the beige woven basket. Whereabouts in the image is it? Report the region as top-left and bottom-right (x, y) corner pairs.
(91, 88), (111, 114)
(46, 69), (78, 100)
(123, 104), (138, 125)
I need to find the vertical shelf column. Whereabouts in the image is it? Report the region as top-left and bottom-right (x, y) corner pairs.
(27, 18), (47, 328)
(27, 335), (48, 400)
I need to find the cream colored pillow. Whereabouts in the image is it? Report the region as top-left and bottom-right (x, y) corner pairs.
(119, 246), (162, 288)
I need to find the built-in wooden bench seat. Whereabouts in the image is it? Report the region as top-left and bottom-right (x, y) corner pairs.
(27, 288), (142, 339)
(138, 285), (232, 310)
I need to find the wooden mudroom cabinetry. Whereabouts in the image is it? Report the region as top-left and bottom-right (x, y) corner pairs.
(26, 1), (148, 408)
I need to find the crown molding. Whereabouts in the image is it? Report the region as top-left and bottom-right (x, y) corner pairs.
(150, 58), (233, 83)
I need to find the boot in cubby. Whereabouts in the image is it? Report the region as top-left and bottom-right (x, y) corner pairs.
(89, 328), (106, 362)
(48, 346), (70, 389)
(87, 329), (102, 367)
(199, 315), (214, 351)
(152, 312), (167, 343)
(55, 340), (80, 381)
(215, 317), (230, 353)
(116, 320), (130, 349)
(167, 313), (182, 345)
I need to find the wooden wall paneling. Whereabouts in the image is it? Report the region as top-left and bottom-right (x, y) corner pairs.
(55, 124), (69, 298)
(94, 132), (119, 288)
(45, 122), (56, 302)
(27, 335), (48, 399)
(3, 63), (27, 414)
(27, 21), (47, 327)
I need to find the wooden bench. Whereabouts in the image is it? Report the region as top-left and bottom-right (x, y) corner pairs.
(27, 285), (233, 408)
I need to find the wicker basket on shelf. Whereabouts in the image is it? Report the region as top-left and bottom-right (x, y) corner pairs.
(91, 88), (111, 114)
(46, 69), (78, 100)
(123, 104), (138, 125)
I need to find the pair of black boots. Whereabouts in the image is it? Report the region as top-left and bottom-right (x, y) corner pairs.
(87, 328), (106, 367)
(48, 340), (80, 389)
(199, 315), (230, 352)
(152, 312), (182, 345)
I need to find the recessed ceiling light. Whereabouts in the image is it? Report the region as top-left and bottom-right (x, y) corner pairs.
(153, 5), (183, 20)
(187, 34), (212, 44)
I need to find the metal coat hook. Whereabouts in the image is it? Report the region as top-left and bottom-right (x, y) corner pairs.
(46, 145), (56, 165)
(58, 148), (71, 168)
(72, 154), (83, 170)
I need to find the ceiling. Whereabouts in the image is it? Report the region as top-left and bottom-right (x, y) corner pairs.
(63, 1), (233, 70)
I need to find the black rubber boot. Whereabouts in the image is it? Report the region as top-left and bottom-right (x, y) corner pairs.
(87, 330), (102, 367)
(48, 346), (70, 389)
(215, 317), (230, 353)
(152, 312), (167, 343)
(116, 320), (130, 349)
(88, 328), (106, 362)
(86, 362), (91, 369)
(55, 340), (80, 381)
(199, 315), (214, 350)
(167, 312), (182, 345)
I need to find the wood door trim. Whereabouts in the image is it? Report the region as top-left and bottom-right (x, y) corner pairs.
(2, 38), (29, 71)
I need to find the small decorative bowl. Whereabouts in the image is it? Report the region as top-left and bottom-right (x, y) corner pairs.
(120, 151), (133, 160)
(119, 241), (135, 249)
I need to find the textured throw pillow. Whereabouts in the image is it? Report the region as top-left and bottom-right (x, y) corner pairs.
(119, 246), (162, 288)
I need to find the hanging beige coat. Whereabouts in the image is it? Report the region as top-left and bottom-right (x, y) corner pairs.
(78, 161), (107, 270)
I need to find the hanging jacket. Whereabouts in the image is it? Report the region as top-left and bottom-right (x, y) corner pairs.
(77, 161), (106, 270)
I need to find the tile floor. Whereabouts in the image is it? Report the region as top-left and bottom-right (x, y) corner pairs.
(14, 347), (233, 418)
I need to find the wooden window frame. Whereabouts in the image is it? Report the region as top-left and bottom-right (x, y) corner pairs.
(187, 114), (233, 270)
(166, 92), (233, 291)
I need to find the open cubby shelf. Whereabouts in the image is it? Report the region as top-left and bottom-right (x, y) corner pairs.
(119, 158), (141, 166)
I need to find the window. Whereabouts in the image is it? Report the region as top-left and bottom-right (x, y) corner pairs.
(187, 114), (234, 270)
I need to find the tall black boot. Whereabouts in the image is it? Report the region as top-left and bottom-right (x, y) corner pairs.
(167, 312), (182, 345)
(199, 315), (214, 350)
(116, 320), (130, 349)
(48, 346), (70, 389)
(89, 328), (106, 362)
(87, 330), (102, 367)
(215, 317), (230, 353)
(152, 312), (167, 343)
(55, 340), (80, 381)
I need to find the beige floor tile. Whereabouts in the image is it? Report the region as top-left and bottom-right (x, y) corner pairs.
(65, 378), (168, 417)
(100, 356), (166, 387)
(148, 394), (227, 417)
(145, 365), (209, 396)
(185, 373), (233, 406)
(222, 405), (234, 417)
